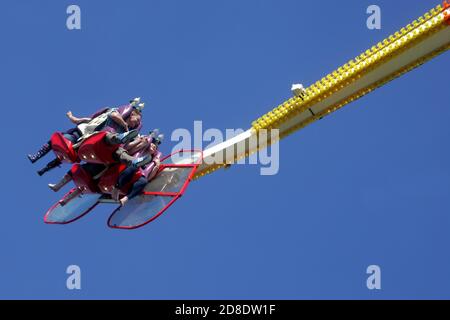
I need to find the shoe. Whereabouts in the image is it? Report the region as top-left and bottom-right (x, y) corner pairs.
(115, 129), (139, 144)
(28, 143), (51, 163)
(37, 158), (62, 176)
(131, 155), (152, 168)
(119, 196), (129, 207)
(48, 174), (72, 192)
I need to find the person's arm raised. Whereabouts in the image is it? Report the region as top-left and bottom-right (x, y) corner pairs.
(66, 111), (91, 125)
(109, 110), (129, 131)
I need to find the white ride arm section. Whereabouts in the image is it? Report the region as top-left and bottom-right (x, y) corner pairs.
(193, 129), (257, 177)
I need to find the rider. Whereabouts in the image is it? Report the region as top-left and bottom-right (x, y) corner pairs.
(114, 131), (164, 206)
(28, 98), (144, 175)
(47, 131), (164, 206)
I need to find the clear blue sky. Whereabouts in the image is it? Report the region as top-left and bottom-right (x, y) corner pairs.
(1, 0), (449, 299)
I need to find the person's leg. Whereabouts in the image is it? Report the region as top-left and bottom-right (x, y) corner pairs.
(114, 147), (153, 168)
(27, 141), (52, 163)
(63, 128), (82, 143)
(48, 172), (72, 192)
(119, 177), (147, 206)
(37, 158), (62, 176)
(28, 127), (81, 163)
(127, 177), (147, 199)
(104, 132), (118, 145)
(104, 130), (139, 145)
(117, 166), (138, 189)
(111, 166), (137, 201)
(114, 147), (135, 166)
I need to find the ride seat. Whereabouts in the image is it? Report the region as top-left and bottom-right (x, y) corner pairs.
(77, 132), (119, 165)
(50, 132), (78, 163)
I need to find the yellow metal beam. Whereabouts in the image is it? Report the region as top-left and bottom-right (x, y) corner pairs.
(252, 3), (449, 134)
(194, 2), (450, 179)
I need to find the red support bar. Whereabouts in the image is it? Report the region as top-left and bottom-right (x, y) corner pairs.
(444, 1), (450, 25)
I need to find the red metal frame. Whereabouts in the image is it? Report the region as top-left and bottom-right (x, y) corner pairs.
(142, 164), (197, 196)
(444, 0), (450, 10)
(444, 1), (450, 25)
(43, 188), (100, 225)
(107, 149), (202, 230)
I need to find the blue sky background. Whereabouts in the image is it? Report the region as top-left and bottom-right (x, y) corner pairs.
(0, 0), (449, 299)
